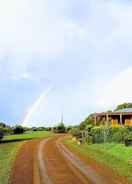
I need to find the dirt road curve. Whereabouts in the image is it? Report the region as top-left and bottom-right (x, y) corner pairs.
(10, 135), (130, 184)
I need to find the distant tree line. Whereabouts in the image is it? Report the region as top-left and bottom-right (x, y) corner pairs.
(115, 103), (132, 111)
(0, 122), (53, 141)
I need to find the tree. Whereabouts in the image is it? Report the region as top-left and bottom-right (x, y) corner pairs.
(80, 115), (94, 130)
(69, 127), (80, 136)
(0, 129), (4, 141)
(0, 122), (6, 128)
(115, 103), (132, 111)
(55, 122), (66, 133)
(13, 126), (25, 134)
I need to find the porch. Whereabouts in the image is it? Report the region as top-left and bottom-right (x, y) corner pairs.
(94, 112), (132, 126)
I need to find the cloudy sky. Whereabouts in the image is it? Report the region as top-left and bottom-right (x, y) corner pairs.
(0, 0), (132, 126)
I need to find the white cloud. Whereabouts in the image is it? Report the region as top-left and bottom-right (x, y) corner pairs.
(97, 67), (132, 110)
(1, 0), (132, 124)
(0, 0), (85, 58)
(26, 85), (94, 127)
(0, 0), (131, 65)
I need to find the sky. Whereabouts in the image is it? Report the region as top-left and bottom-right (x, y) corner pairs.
(0, 0), (132, 127)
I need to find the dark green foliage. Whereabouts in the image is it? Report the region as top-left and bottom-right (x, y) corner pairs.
(124, 132), (132, 146)
(92, 127), (132, 143)
(13, 126), (25, 134)
(57, 122), (66, 133)
(53, 122), (66, 133)
(0, 122), (12, 140)
(33, 128), (37, 131)
(71, 125), (132, 145)
(91, 127), (105, 143)
(91, 126), (130, 144)
(115, 102), (132, 111)
(80, 115), (94, 130)
(66, 126), (73, 132)
(0, 129), (4, 140)
(0, 122), (12, 135)
(112, 131), (126, 143)
(124, 125), (132, 132)
(69, 127), (80, 137)
(0, 122), (6, 127)
(31, 127), (49, 131)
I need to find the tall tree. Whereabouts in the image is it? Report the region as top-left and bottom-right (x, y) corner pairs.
(115, 103), (132, 111)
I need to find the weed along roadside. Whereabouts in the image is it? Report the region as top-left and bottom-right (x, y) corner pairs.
(1, 104), (132, 184)
(0, 142), (23, 184)
(0, 130), (54, 184)
(64, 133), (132, 183)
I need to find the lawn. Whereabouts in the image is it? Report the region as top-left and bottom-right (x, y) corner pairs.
(0, 142), (23, 184)
(3, 130), (53, 141)
(0, 130), (53, 184)
(64, 137), (132, 181)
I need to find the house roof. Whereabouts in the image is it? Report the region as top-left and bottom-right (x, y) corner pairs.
(114, 108), (132, 113)
(94, 108), (132, 117)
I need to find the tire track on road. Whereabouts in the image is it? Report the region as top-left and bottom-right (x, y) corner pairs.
(41, 136), (95, 184)
(37, 138), (53, 184)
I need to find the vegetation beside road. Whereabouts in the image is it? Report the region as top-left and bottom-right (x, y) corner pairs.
(3, 130), (53, 142)
(64, 137), (132, 181)
(66, 103), (132, 182)
(0, 142), (23, 184)
(0, 130), (53, 184)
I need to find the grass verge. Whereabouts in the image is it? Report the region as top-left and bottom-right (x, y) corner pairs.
(0, 131), (53, 184)
(3, 130), (53, 142)
(64, 137), (132, 181)
(0, 142), (22, 184)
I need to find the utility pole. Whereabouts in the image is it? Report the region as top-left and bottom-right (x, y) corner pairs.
(61, 113), (63, 124)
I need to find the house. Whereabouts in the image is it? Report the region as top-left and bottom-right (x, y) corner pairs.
(93, 108), (132, 126)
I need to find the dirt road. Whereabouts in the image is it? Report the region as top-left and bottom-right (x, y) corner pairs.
(10, 135), (130, 184)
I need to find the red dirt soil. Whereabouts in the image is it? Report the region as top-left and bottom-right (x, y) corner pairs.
(9, 139), (41, 184)
(43, 136), (93, 184)
(9, 135), (132, 184)
(63, 137), (132, 184)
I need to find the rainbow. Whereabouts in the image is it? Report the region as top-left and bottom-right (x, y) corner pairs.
(21, 87), (52, 127)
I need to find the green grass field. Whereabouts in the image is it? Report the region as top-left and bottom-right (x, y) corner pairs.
(4, 130), (53, 141)
(0, 131), (53, 184)
(0, 142), (23, 184)
(64, 137), (132, 181)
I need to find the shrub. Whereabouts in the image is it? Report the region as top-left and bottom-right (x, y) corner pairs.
(124, 133), (132, 146)
(111, 127), (129, 143)
(0, 129), (4, 141)
(124, 125), (132, 132)
(91, 127), (105, 143)
(33, 128), (37, 131)
(80, 116), (94, 130)
(69, 127), (80, 137)
(91, 126), (129, 144)
(53, 123), (66, 133)
(112, 131), (124, 143)
(13, 126), (25, 134)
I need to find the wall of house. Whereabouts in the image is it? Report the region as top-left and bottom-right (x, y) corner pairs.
(125, 118), (132, 125)
(112, 116), (132, 126)
(111, 118), (119, 126)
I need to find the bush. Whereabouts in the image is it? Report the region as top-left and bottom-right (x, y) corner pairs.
(53, 123), (66, 133)
(91, 126), (129, 144)
(124, 133), (132, 146)
(111, 127), (129, 143)
(69, 127), (80, 137)
(91, 127), (105, 143)
(80, 116), (94, 130)
(33, 128), (37, 131)
(13, 126), (25, 134)
(57, 123), (66, 133)
(0, 129), (4, 140)
(124, 125), (132, 132)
